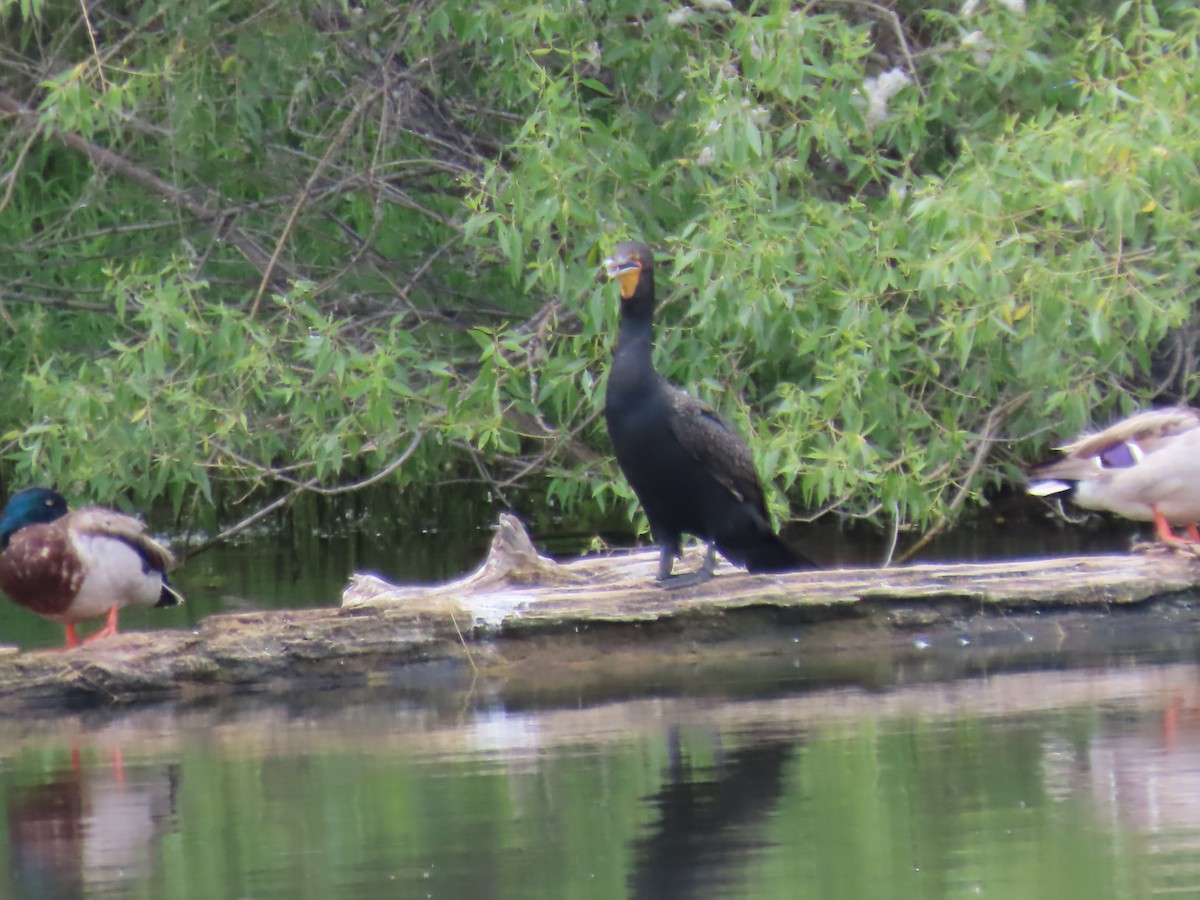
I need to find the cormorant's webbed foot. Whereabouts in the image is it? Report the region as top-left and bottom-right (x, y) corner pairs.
(656, 544), (717, 590)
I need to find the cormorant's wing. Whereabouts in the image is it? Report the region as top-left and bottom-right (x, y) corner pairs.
(663, 380), (769, 514)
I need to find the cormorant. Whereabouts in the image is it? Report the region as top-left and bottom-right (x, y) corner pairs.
(602, 241), (816, 584)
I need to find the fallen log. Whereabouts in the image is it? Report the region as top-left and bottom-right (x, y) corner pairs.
(0, 514), (1197, 710)
(343, 513), (1200, 625)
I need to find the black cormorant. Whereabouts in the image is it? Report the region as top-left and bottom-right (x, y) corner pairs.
(602, 241), (816, 584)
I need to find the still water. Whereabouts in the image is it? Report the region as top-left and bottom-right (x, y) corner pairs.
(2, 656), (1200, 899)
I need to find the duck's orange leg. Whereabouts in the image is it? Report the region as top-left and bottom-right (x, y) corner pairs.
(1153, 507), (1200, 547)
(82, 606), (120, 644)
(1154, 507), (1185, 543)
(62, 622), (82, 650)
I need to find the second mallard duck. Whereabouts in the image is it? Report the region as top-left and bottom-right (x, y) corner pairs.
(1027, 407), (1200, 546)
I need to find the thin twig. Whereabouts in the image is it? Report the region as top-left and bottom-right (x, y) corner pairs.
(0, 124), (40, 216)
(893, 394), (1029, 564)
(824, 0), (928, 99)
(448, 611), (477, 673)
(248, 83), (386, 318)
(0, 289), (111, 312)
(79, 0), (108, 90)
(881, 500), (901, 566)
(181, 489), (308, 560)
(301, 431), (426, 497)
(182, 431), (425, 559)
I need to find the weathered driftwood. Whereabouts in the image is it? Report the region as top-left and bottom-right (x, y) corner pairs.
(343, 513), (1200, 627)
(0, 513), (1198, 710)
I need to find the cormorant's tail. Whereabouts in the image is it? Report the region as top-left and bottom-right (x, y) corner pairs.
(741, 531), (818, 573)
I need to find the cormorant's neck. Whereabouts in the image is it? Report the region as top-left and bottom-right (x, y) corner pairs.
(614, 289), (656, 364)
(607, 279), (659, 410)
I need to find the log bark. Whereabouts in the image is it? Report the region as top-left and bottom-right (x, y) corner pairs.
(0, 514), (1197, 710)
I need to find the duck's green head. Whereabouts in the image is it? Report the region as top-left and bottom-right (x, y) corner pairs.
(0, 487), (69, 549)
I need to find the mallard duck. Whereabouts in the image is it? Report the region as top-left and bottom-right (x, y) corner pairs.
(0, 487), (184, 648)
(1026, 407), (1200, 545)
(602, 241), (817, 585)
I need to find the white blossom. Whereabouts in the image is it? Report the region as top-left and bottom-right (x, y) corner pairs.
(694, 0), (733, 10)
(705, 118), (722, 135)
(961, 0), (1026, 15)
(696, 146), (716, 167)
(667, 7), (695, 26)
(862, 67), (911, 127)
(961, 29), (992, 65)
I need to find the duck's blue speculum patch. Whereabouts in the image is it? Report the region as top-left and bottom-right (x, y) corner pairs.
(1097, 441), (1138, 469)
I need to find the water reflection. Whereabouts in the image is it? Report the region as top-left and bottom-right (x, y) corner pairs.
(1040, 694), (1200, 897)
(630, 730), (794, 899)
(7, 751), (178, 900)
(2, 661), (1200, 898)
(1087, 713), (1200, 835)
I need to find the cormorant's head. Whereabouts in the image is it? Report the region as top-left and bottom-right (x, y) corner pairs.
(0, 487), (68, 549)
(603, 241), (655, 301)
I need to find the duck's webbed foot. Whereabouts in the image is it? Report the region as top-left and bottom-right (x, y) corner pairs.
(83, 606), (121, 644)
(1152, 508), (1200, 555)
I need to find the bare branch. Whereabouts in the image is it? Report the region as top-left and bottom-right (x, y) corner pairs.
(0, 89), (288, 283)
(183, 430), (426, 558)
(247, 82), (387, 318)
(893, 393), (1030, 564)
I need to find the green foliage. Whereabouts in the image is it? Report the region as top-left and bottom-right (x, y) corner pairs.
(0, 0), (1198, 541)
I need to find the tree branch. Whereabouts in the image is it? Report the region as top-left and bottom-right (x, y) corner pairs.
(0, 89), (289, 285)
(247, 82), (387, 318)
(183, 430), (426, 559)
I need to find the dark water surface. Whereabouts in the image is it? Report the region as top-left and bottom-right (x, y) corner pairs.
(3, 651), (1200, 899)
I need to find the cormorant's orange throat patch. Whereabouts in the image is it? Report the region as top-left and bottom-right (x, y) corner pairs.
(617, 265), (641, 299)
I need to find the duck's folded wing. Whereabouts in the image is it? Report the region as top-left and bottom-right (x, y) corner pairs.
(68, 508), (177, 571)
(1058, 408), (1200, 457)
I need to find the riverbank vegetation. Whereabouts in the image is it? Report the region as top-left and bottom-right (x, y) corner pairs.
(0, 0), (1197, 549)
